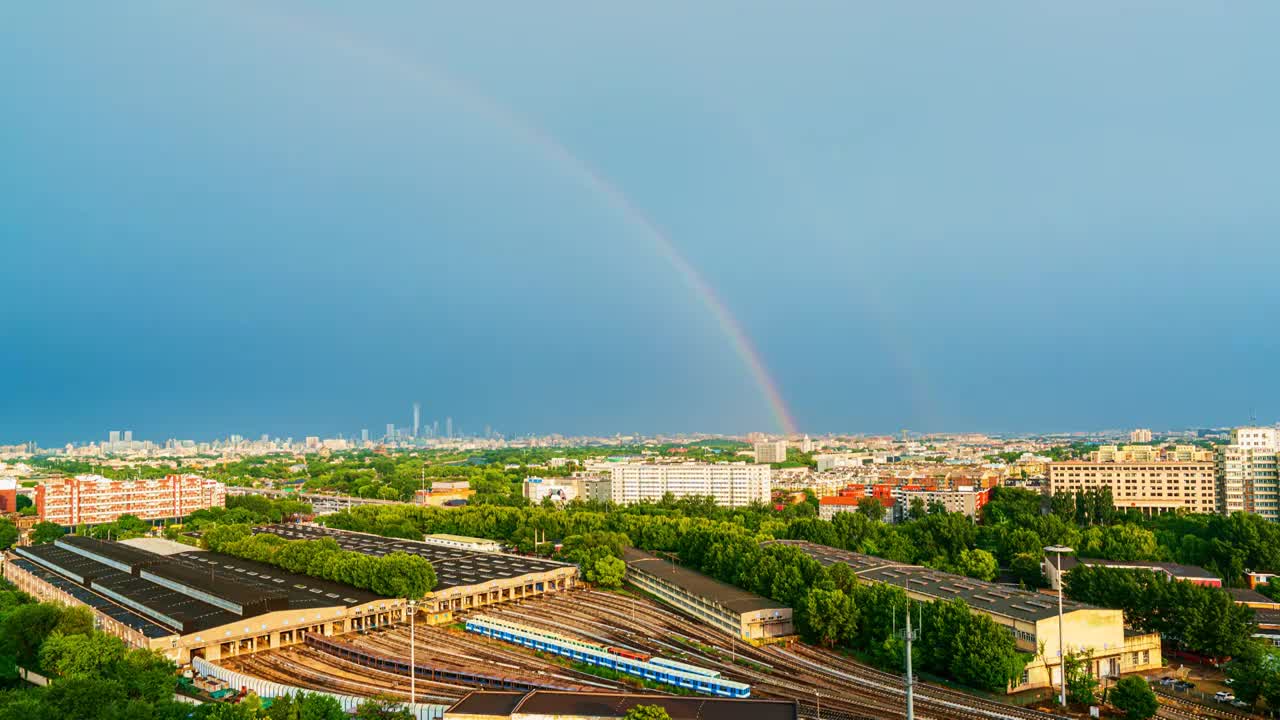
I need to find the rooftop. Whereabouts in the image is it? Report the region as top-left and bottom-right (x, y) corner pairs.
(623, 548), (788, 615)
(256, 525), (571, 591)
(1057, 556), (1220, 580)
(425, 534), (500, 545)
(769, 540), (1094, 623)
(13, 536), (389, 635)
(447, 691), (796, 720)
(1226, 587), (1280, 605)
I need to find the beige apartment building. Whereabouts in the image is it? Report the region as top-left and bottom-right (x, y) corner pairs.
(1048, 449), (1217, 516)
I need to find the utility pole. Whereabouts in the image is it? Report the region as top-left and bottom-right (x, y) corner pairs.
(1045, 545), (1074, 707)
(408, 599), (417, 706)
(904, 598), (915, 720)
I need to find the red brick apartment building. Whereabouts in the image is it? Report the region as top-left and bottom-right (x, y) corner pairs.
(36, 474), (226, 526)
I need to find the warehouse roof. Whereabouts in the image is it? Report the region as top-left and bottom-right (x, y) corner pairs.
(256, 525), (572, 591)
(8, 557), (176, 639)
(14, 538), (390, 634)
(447, 691), (525, 716)
(768, 540), (1095, 623)
(1056, 556), (1220, 581)
(623, 548), (787, 614)
(447, 691), (796, 720)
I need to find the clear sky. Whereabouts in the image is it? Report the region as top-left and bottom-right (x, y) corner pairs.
(3, 2), (1279, 444)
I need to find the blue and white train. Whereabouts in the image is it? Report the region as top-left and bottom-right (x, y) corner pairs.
(465, 615), (750, 698)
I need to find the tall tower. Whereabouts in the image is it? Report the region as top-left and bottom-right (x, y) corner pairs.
(446, 417), (453, 439)
(413, 402), (421, 438)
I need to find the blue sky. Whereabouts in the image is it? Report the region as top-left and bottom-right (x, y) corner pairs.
(2, 2), (1278, 444)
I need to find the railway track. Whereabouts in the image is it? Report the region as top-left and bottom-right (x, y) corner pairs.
(494, 589), (1072, 720)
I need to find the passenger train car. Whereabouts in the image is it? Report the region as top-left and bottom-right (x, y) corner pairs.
(465, 615), (750, 698)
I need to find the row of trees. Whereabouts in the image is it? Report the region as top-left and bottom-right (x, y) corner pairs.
(203, 525), (436, 598)
(0, 581), (188, 720)
(1062, 564), (1256, 659)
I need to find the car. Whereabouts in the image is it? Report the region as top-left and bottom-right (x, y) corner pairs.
(1158, 676), (1175, 686)
(1174, 680), (1195, 690)
(1232, 700), (1250, 709)
(1214, 691), (1235, 703)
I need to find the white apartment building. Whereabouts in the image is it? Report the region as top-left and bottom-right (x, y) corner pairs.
(1129, 428), (1153, 443)
(753, 440), (788, 464)
(605, 462), (771, 507)
(1217, 427), (1279, 521)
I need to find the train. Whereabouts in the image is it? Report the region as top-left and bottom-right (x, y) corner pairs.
(465, 615), (750, 698)
(605, 647), (652, 662)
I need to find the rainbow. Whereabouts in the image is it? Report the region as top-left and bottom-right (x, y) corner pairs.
(223, 4), (800, 436)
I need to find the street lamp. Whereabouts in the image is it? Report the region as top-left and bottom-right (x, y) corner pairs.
(407, 599), (418, 706)
(1044, 545), (1074, 707)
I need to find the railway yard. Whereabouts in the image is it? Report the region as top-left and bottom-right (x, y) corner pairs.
(226, 587), (1088, 720)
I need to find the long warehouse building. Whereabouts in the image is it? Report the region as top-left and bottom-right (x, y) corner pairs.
(255, 525), (578, 624)
(624, 548), (793, 643)
(769, 540), (1162, 693)
(4, 527), (578, 663)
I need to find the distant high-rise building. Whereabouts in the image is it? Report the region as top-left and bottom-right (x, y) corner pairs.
(108, 430), (121, 450)
(385, 423), (396, 441)
(123, 430), (133, 444)
(1129, 428), (1153, 443)
(753, 440), (788, 464)
(446, 417), (453, 439)
(361, 428), (369, 443)
(800, 435), (814, 453)
(413, 402), (421, 438)
(1217, 427), (1279, 521)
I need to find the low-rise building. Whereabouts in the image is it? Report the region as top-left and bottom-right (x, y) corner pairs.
(1041, 556), (1221, 590)
(772, 540), (1161, 693)
(422, 533), (502, 553)
(892, 485), (991, 520)
(522, 476), (584, 504)
(624, 548), (793, 643)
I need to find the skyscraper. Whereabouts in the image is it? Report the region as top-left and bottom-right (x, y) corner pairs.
(123, 430), (133, 443)
(446, 417), (453, 439)
(413, 402), (421, 438)
(108, 430), (120, 451)
(385, 423), (395, 441)
(361, 428), (369, 444)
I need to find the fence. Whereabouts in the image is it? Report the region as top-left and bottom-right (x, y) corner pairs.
(192, 656), (447, 720)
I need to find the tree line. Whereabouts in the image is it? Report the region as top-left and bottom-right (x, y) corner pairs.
(202, 525), (436, 599)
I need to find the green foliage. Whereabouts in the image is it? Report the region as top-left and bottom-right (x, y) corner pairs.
(0, 521), (16, 551)
(207, 528), (436, 598)
(624, 705), (673, 720)
(1224, 641), (1280, 708)
(0, 588), (179, 720)
(800, 588), (858, 648)
(1064, 650), (1098, 705)
(1063, 564), (1256, 658)
(264, 691), (348, 720)
(1109, 675), (1158, 719)
(28, 522), (66, 545)
(592, 556), (627, 588)
(353, 695), (415, 720)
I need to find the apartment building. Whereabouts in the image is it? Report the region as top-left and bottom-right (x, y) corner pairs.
(1129, 428), (1153, 443)
(753, 440), (788, 464)
(36, 474), (226, 526)
(604, 462), (770, 507)
(1217, 427), (1279, 521)
(892, 485), (992, 520)
(1048, 450), (1217, 516)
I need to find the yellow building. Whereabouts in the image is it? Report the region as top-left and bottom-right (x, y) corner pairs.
(1048, 456), (1217, 516)
(770, 541), (1161, 693)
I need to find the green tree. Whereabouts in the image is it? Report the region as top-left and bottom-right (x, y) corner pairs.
(353, 695), (414, 720)
(953, 549), (997, 582)
(0, 520), (17, 551)
(1109, 676), (1158, 720)
(1224, 642), (1280, 708)
(856, 497), (885, 521)
(28, 522), (66, 545)
(1064, 650), (1098, 705)
(592, 556), (626, 589)
(623, 705), (672, 720)
(800, 588), (858, 647)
